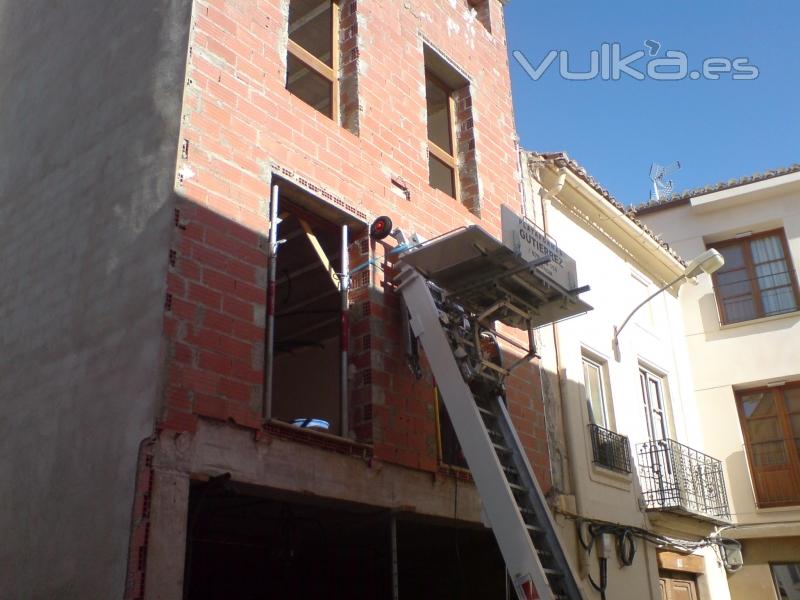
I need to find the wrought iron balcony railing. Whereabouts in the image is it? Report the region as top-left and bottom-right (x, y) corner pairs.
(636, 438), (731, 522)
(589, 424), (632, 474)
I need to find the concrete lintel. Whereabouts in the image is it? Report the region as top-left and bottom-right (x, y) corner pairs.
(152, 419), (483, 523)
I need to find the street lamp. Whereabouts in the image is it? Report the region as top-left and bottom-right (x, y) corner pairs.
(612, 248), (724, 357)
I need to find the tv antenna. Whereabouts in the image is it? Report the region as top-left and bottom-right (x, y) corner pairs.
(650, 161), (681, 201)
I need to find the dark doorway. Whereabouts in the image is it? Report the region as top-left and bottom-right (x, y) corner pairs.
(397, 517), (507, 599)
(183, 481), (391, 600)
(182, 481), (508, 599)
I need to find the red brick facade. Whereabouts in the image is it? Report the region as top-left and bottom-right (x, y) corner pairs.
(158, 0), (551, 488)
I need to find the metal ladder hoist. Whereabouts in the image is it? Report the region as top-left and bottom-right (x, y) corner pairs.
(394, 219), (591, 600)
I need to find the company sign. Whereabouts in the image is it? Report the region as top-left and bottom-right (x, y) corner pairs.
(501, 205), (577, 291)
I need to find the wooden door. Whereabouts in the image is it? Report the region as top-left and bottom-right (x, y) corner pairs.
(660, 573), (699, 600)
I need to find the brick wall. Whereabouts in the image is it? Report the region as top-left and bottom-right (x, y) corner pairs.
(161, 201), (267, 434)
(161, 0), (551, 488)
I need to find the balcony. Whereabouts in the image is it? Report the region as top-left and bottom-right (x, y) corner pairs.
(589, 424), (632, 474)
(636, 439), (731, 524)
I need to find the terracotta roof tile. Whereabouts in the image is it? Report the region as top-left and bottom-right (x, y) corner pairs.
(632, 163), (800, 215)
(530, 151), (686, 265)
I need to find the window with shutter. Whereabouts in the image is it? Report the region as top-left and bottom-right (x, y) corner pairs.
(736, 385), (800, 508)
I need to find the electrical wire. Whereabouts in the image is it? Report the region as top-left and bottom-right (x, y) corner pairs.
(577, 521), (611, 600)
(570, 512), (740, 598)
(617, 528), (636, 567)
(567, 512), (739, 556)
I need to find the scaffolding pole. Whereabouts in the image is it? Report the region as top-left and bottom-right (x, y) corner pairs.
(339, 224), (349, 436)
(263, 185), (280, 422)
(390, 514), (399, 600)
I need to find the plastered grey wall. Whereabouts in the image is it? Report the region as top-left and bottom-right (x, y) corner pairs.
(0, 0), (192, 597)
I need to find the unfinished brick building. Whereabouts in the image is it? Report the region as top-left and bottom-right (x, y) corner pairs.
(2, 1), (561, 598)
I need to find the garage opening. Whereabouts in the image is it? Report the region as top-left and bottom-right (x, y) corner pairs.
(266, 179), (367, 437)
(397, 517), (507, 599)
(183, 479), (508, 600)
(183, 480), (391, 599)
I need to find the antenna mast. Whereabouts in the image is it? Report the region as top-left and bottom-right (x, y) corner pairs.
(649, 161), (682, 201)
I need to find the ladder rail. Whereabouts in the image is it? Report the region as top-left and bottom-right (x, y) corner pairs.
(494, 397), (584, 600)
(397, 266), (558, 600)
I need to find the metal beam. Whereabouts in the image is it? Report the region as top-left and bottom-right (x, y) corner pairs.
(391, 515), (399, 600)
(264, 185), (281, 422)
(340, 224), (350, 438)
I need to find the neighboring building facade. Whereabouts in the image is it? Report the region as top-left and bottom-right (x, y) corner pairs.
(524, 152), (735, 600)
(0, 1), (195, 597)
(3, 1), (564, 599)
(637, 167), (800, 600)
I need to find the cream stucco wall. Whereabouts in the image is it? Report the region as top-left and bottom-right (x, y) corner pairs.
(526, 160), (732, 600)
(639, 178), (800, 528)
(639, 175), (800, 600)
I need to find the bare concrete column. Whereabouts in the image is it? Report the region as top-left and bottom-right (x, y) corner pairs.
(145, 469), (190, 600)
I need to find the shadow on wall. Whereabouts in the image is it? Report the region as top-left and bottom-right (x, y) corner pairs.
(0, 0), (192, 598)
(541, 366), (651, 512)
(724, 449), (754, 517)
(698, 293), (724, 334)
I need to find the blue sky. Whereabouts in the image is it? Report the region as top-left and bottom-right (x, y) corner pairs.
(505, 1), (800, 206)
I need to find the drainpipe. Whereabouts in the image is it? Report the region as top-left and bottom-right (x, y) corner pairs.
(539, 169), (583, 515)
(542, 169), (567, 202)
(263, 184), (280, 422)
(516, 139), (530, 218)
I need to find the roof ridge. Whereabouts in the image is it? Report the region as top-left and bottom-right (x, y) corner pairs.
(631, 162), (800, 214)
(528, 151), (687, 266)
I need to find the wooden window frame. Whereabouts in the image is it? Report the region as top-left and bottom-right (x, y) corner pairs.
(640, 367), (670, 442)
(771, 562), (800, 599)
(735, 383), (800, 508)
(582, 356), (610, 428)
(425, 71), (460, 201)
(709, 228), (800, 325)
(286, 1), (340, 122)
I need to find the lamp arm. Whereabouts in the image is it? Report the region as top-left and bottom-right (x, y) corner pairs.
(613, 273), (686, 341)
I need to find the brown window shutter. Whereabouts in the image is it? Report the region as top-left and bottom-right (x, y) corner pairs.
(736, 387), (800, 508)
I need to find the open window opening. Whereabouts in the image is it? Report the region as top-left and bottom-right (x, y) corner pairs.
(466, 0), (492, 33)
(286, 0), (339, 120)
(183, 480), (507, 600)
(266, 179), (366, 438)
(423, 45), (480, 215)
